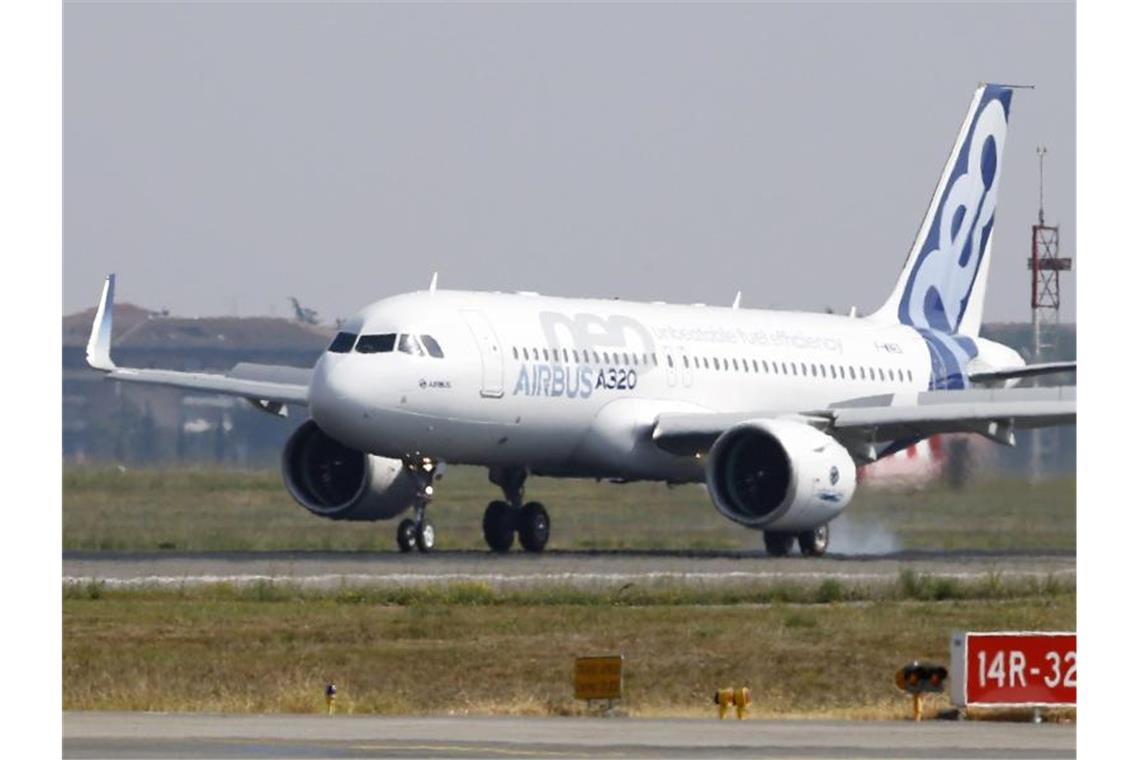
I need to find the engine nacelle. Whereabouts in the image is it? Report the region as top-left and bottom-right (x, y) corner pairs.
(706, 418), (856, 531)
(282, 420), (418, 521)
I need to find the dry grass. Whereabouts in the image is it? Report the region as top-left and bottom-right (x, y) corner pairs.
(62, 466), (1076, 553)
(63, 583), (1075, 718)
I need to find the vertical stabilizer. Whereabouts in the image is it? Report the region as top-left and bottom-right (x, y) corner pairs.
(870, 84), (1014, 337)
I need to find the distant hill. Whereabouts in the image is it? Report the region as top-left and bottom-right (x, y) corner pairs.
(63, 303), (334, 352)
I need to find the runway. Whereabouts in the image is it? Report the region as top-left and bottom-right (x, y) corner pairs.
(63, 549), (1075, 590)
(62, 712), (1075, 758)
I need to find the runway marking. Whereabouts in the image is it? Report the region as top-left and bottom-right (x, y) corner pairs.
(61, 568), (1076, 588)
(353, 743), (618, 757)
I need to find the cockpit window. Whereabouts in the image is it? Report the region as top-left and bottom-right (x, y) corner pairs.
(355, 333), (396, 353)
(397, 333), (424, 356)
(420, 335), (444, 358)
(328, 332), (358, 353)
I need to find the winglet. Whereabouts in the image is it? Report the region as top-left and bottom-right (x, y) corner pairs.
(428, 271), (439, 293)
(86, 274), (117, 371)
(731, 291), (742, 309)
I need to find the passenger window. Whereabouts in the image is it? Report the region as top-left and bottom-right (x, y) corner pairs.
(356, 333), (396, 354)
(811, 364), (817, 377)
(703, 357), (710, 369)
(667, 355), (674, 368)
(732, 358), (739, 371)
(512, 347), (519, 360)
(542, 349), (549, 361)
(420, 335), (444, 358)
(592, 351), (600, 363)
(878, 368), (885, 381)
(329, 332), (358, 353)
(683, 356), (690, 369)
(742, 360), (749, 373)
(623, 352), (630, 365)
(761, 360), (768, 373)
(632, 354), (640, 366)
(713, 358), (720, 370)
(572, 350), (579, 363)
(562, 348), (569, 363)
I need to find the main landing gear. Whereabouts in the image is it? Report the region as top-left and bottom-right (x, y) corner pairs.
(396, 457), (439, 553)
(763, 523), (830, 558)
(483, 467), (550, 553)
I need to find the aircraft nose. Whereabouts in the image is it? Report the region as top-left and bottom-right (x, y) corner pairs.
(309, 355), (366, 443)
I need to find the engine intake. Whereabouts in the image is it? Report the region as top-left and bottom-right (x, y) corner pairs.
(282, 420), (417, 521)
(706, 418), (855, 531)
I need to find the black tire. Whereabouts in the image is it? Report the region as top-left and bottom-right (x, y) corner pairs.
(415, 518), (436, 553)
(763, 531), (796, 557)
(482, 500), (516, 553)
(396, 518), (417, 553)
(798, 524), (830, 557)
(518, 502), (550, 553)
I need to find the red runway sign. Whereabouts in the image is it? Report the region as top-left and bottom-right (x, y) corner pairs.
(950, 632), (1076, 707)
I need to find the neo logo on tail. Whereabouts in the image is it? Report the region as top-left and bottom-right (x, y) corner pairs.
(874, 84), (1014, 339)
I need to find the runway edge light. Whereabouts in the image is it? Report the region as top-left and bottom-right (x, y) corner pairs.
(894, 662), (947, 721)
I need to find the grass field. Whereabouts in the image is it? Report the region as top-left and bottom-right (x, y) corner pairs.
(63, 579), (1074, 718)
(62, 466), (1076, 553)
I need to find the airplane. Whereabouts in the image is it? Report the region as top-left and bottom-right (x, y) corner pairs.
(84, 83), (1076, 557)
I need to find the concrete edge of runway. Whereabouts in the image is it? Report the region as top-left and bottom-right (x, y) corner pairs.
(62, 711), (1077, 759)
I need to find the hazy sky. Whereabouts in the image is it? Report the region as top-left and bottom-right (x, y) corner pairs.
(64, 1), (1075, 324)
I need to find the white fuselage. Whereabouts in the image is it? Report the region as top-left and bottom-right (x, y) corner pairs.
(308, 289), (1016, 483)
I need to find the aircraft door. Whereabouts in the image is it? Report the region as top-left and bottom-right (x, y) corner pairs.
(460, 310), (505, 398)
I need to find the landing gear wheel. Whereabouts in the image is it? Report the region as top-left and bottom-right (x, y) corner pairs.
(763, 531), (796, 557)
(798, 524), (830, 557)
(482, 500), (516, 553)
(518, 502), (550, 553)
(396, 518), (417, 553)
(415, 518), (436, 552)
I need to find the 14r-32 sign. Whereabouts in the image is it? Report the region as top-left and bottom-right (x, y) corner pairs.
(950, 632), (1076, 707)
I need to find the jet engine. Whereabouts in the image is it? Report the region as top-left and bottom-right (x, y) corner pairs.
(705, 418), (856, 531)
(282, 420), (418, 521)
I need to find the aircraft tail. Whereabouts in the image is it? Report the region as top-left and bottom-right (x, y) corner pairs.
(870, 84), (1015, 338)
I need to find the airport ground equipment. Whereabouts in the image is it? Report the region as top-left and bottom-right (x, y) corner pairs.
(896, 662), (948, 721)
(574, 655), (623, 712)
(950, 631), (1076, 714)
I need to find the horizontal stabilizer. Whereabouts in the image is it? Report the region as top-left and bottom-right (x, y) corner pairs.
(968, 361), (1075, 384)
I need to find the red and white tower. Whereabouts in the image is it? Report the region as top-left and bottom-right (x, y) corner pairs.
(1028, 146), (1071, 479)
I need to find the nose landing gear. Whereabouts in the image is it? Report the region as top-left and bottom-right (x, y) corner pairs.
(483, 467), (550, 553)
(397, 457), (440, 553)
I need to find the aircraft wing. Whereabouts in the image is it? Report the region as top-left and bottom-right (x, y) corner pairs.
(85, 275), (311, 411)
(652, 386), (1075, 462)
